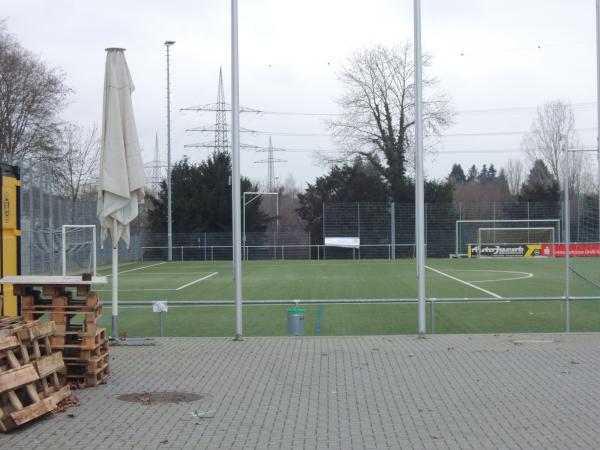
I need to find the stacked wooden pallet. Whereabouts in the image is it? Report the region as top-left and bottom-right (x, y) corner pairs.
(0, 319), (70, 432)
(19, 285), (109, 388)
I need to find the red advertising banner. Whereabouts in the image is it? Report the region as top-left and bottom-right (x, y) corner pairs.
(541, 243), (600, 257)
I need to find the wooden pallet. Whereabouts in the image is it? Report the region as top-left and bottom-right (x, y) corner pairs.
(63, 352), (109, 374)
(14, 283), (109, 390)
(21, 304), (102, 325)
(65, 365), (109, 388)
(50, 327), (107, 349)
(0, 320), (70, 432)
(58, 340), (109, 360)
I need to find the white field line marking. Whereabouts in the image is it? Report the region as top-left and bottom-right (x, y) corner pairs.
(105, 262), (167, 277)
(443, 269), (534, 284)
(426, 265), (503, 299)
(176, 272), (219, 291)
(96, 288), (175, 292)
(122, 272), (217, 276)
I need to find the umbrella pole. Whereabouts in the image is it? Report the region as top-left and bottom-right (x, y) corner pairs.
(112, 222), (119, 338)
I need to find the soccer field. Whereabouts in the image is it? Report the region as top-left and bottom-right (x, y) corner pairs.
(92, 258), (600, 337)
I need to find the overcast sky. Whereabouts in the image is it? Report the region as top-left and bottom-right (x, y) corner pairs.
(3, 0), (599, 189)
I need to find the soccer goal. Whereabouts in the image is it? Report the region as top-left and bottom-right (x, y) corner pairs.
(477, 227), (555, 257)
(61, 225), (97, 276)
(455, 219), (560, 257)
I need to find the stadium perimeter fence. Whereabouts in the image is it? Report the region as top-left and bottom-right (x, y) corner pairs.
(9, 157), (142, 275)
(323, 200), (599, 259)
(9, 152), (599, 274)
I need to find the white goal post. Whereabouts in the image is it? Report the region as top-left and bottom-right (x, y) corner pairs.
(61, 225), (97, 276)
(455, 219), (561, 257)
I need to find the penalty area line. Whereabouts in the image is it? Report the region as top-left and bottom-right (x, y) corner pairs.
(176, 272), (219, 291)
(105, 262), (167, 277)
(425, 265), (503, 299)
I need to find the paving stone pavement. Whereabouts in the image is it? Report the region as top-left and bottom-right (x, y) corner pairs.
(2, 333), (600, 449)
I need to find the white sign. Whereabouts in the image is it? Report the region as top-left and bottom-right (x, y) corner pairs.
(324, 237), (360, 248)
(152, 301), (168, 312)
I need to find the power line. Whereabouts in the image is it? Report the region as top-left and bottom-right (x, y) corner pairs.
(179, 102), (597, 118)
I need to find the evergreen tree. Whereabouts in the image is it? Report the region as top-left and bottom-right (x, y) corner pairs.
(477, 164), (488, 183)
(448, 164), (466, 183)
(519, 159), (560, 202)
(147, 152), (269, 233)
(467, 165), (478, 182)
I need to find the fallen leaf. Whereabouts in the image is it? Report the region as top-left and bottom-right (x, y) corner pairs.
(191, 409), (216, 419)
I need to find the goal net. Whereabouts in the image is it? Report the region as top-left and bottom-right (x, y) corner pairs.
(61, 225), (97, 276)
(476, 227), (555, 258)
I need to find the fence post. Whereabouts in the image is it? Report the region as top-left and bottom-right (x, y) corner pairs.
(430, 300), (435, 335)
(48, 164), (55, 275)
(39, 162), (45, 274)
(390, 202), (396, 260)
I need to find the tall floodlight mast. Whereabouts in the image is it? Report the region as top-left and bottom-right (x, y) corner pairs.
(164, 40), (175, 262)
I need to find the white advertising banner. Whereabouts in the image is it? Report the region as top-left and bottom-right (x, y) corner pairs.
(324, 237), (360, 248)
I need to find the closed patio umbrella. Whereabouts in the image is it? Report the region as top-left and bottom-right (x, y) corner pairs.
(97, 48), (145, 338)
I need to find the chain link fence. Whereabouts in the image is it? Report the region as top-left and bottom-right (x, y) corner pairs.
(323, 200), (600, 258)
(11, 157), (142, 275)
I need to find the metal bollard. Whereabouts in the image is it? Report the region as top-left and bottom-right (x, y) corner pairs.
(153, 301), (168, 337)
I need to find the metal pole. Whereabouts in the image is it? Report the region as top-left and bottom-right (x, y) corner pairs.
(160, 311), (164, 337)
(231, 0), (243, 340)
(563, 137), (571, 332)
(28, 160), (33, 274)
(430, 300), (435, 335)
(48, 165), (54, 275)
(39, 163), (45, 274)
(93, 227), (97, 277)
(61, 225), (66, 276)
(597, 0), (600, 242)
(242, 193), (246, 261)
(165, 40), (175, 262)
(414, 0), (426, 337)
(357, 202), (361, 259)
(391, 202), (396, 260)
(111, 221), (119, 338)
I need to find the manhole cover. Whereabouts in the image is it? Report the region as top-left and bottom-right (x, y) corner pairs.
(117, 392), (203, 404)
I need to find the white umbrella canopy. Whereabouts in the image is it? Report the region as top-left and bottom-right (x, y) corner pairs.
(97, 48), (145, 246)
(97, 48), (145, 338)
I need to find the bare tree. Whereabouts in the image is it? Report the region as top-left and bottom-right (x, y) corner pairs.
(521, 100), (589, 193)
(503, 158), (525, 196)
(0, 20), (69, 159)
(54, 123), (100, 203)
(330, 43), (453, 200)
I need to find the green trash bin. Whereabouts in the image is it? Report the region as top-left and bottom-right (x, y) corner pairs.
(287, 307), (305, 336)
